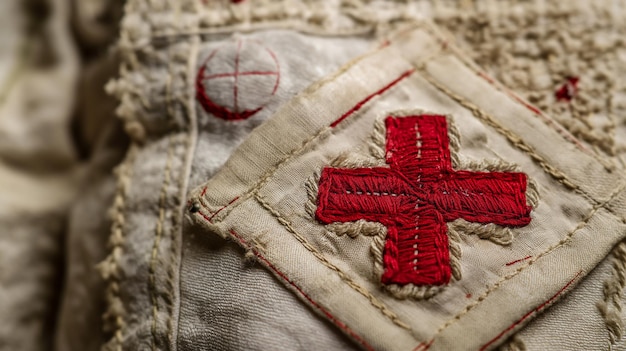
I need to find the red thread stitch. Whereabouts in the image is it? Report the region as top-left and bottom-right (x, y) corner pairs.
(479, 270), (583, 351)
(207, 196), (240, 222)
(316, 115), (532, 286)
(329, 69), (415, 128)
(196, 41), (280, 121)
(227, 230), (375, 351)
(505, 256), (532, 266)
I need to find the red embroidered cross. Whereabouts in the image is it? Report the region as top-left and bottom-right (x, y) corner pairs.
(316, 115), (532, 286)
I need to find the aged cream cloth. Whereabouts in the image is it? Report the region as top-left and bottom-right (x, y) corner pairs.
(3, 1), (626, 351)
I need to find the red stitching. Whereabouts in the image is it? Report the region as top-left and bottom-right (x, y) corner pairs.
(505, 256), (532, 266)
(317, 115), (532, 286)
(207, 196), (240, 222)
(227, 229), (376, 351)
(202, 71), (279, 80)
(329, 69), (415, 128)
(412, 339), (434, 351)
(479, 270), (583, 351)
(233, 40), (242, 113)
(265, 47), (281, 96)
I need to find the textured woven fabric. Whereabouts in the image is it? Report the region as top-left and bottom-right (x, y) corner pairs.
(3, 1), (626, 351)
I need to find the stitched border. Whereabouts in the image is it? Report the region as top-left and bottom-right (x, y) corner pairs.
(190, 23), (626, 349)
(149, 136), (175, 351)
(478, 270), (583, 351)
(597, 239), (626, 344)
(197, 66), (416, 222)
(415, 181), (626, 349)
(99, 145), (139, 351)
(169, 34), (202, 351)
(227, 229), (377, 351)
(252, 191), (414, 331)
(417, 68), (580, 192)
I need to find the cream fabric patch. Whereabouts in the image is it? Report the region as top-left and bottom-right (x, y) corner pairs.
(189, 23), (626, 351)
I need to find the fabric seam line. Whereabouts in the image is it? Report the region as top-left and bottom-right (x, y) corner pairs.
(252, 192), (416, 334)
(227, 228), (377, 351)
(419, 180), (626, 348)
(170, 34), (202, 351)
(149, 135), (175, 351)
(417, 65), (626, 223)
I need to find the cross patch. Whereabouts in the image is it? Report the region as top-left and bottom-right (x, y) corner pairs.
(315, 114), (532, 287)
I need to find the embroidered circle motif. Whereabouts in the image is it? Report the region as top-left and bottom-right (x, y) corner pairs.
(196, 40), (280, 121)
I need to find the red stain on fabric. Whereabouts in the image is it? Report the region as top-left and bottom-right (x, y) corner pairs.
(317, 115), (532, 286)
(555, 77), (580, 102)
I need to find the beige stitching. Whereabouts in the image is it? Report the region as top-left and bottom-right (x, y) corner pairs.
(149, 135), (175, 351)
(253, 191), (414, 332)
(425, 180), (626, 344)
(99, 145), (139, 351)
(168, 34), (202, 351)
(597, 239), (626, 344)
(418, 68), (580, 192)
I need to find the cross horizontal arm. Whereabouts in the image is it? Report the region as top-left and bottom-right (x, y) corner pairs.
(316, 167), (415, 225)
(430, 171), (532, 226)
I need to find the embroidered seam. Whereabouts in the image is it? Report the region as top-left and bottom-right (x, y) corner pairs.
(227, 229), (376, 351)
(168, 34), (202, 351)
(418, 181), (626, 348)
(478, 271), (583, 351)
(252, 191), (415, 332)
(197, 67), (415, 222)
(149, 136), (175, 351)
(100, 145), (138, 351)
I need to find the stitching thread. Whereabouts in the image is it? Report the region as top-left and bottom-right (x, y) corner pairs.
(198, 67), (415, 221)
(227, 229), (376, 351)
(478, 271), (583, 351)
(329, 69), (415, 127)
(252, 191), (413, 331)
(99, 145), (138, 351)
(505, 256), (532, 267)
(420, 181), (626, 348)
(168, 34), (203, 351)
(316, 114), (532, 287)
(597, 239), (626, 344)
(149, 136), (175, 351)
